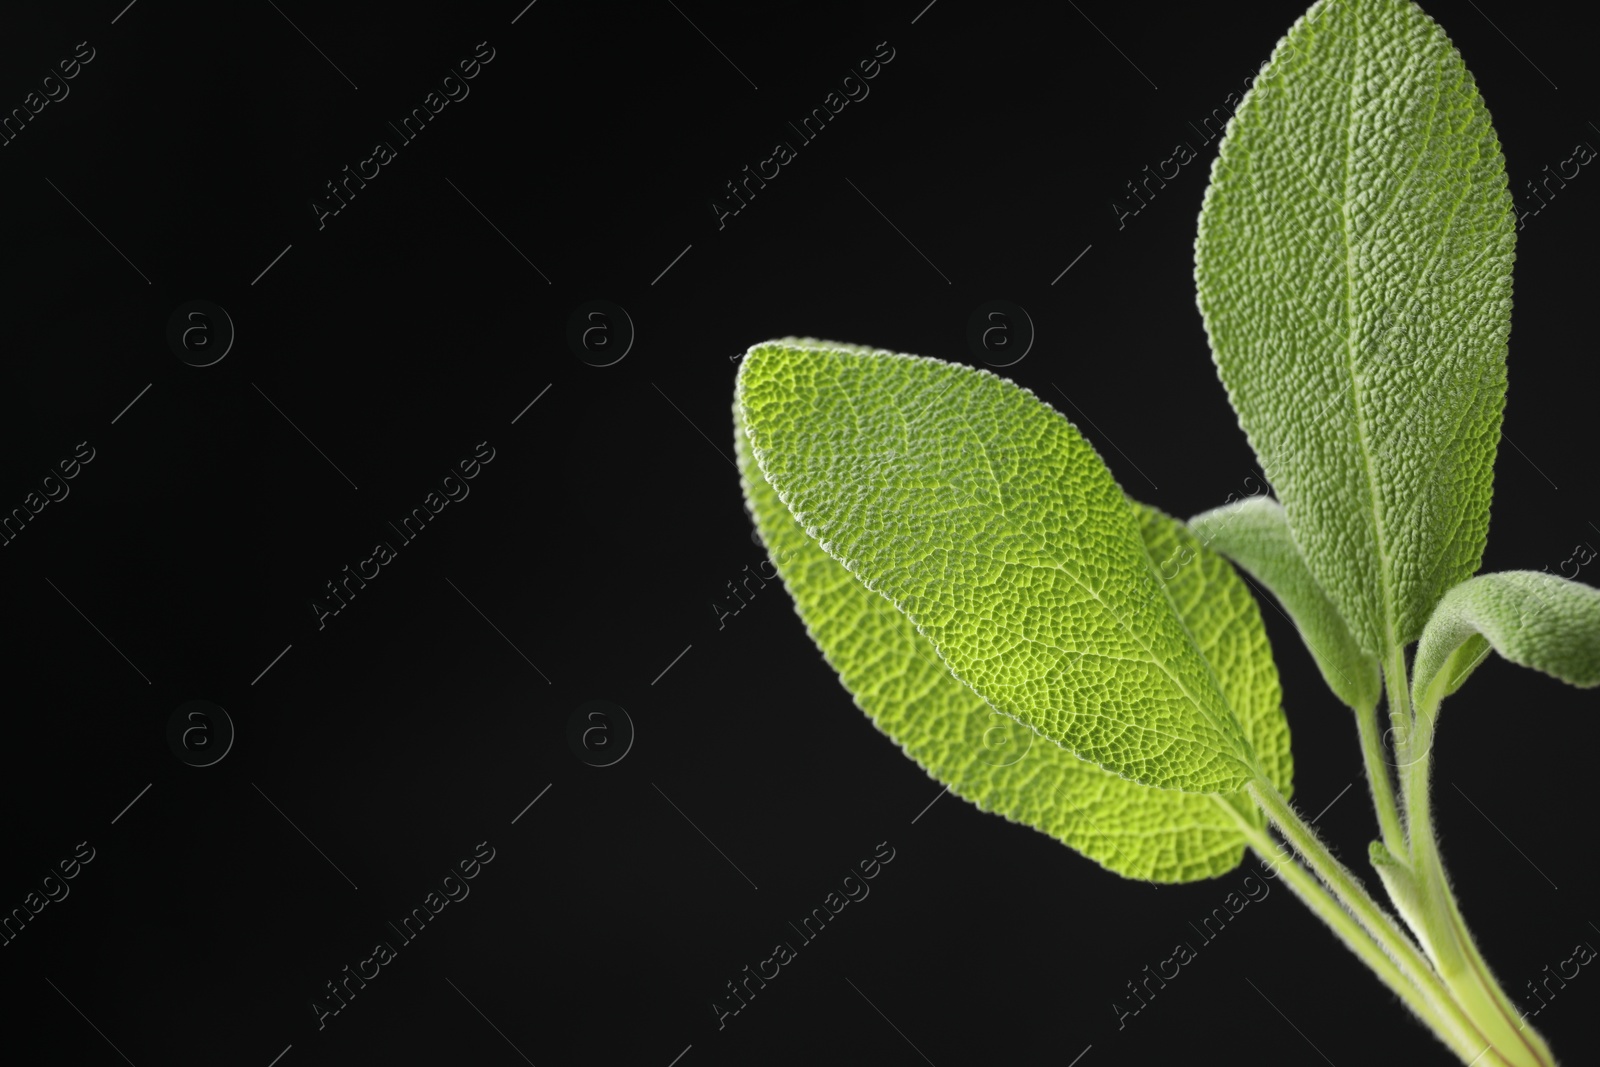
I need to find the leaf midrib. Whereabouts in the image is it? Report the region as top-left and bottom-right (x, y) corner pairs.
(1333, 7), (1401, 654)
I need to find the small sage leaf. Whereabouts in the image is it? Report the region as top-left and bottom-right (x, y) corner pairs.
(1189, 496), (1382, 711)
(1412, 571), (1600, 711)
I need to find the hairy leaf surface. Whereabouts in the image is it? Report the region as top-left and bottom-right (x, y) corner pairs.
(1412, 571), (1600, 710)
(1190, 496), (1381, 710)
(1195, 0), (1515, 655)
(737, 386), (1292, 880)
(737, 340), (1264, 793)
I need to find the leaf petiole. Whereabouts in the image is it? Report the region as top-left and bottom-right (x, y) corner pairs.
(1217, 796), (1497, 1063)
(1353, 697), (1408, 857)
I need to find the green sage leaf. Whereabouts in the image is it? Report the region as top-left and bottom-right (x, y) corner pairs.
(1189, 496), (1381, 710)
(1195, 0), (1515, 656)
(736, 385), (1292, 881)
(1412, 571), (1600, 711)
(736, 339), (1264, 793)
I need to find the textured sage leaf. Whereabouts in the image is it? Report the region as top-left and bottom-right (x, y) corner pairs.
(736, 339), (1262, 793)
(1189, 496), (1381, 710)
(737, 399), (1292, 881)
(1411, 571), (1600, 710)
(1195, 0), (1516, 656)
(1135, 503), (1293, 802)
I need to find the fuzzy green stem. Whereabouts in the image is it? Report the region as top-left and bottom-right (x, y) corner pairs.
(1246, 777), (1528, 1064)
(1353, 697), (1408, 856)
(1393, 648), (1556, 1067)
(1217, 797), (1495, 1063)
(1249, 778), (1440, 991)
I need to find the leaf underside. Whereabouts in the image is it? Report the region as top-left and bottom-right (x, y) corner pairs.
(737, 340), (1259, 793)
(736, 340), (1293, 882)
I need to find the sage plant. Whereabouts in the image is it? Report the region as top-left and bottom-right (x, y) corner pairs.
(732, 1), (1598, 1063)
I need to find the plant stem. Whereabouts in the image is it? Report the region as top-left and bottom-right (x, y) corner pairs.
(1353, 697), (1408, 856)
(1248, 776), (1448, 1005)
(1246, 775), (1537, 1065)
(1217, 797), (1496, 1063)
(1392, 649), (1557, 1067)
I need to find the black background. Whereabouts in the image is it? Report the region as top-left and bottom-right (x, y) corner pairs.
(0, 1), (1596, 1064)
